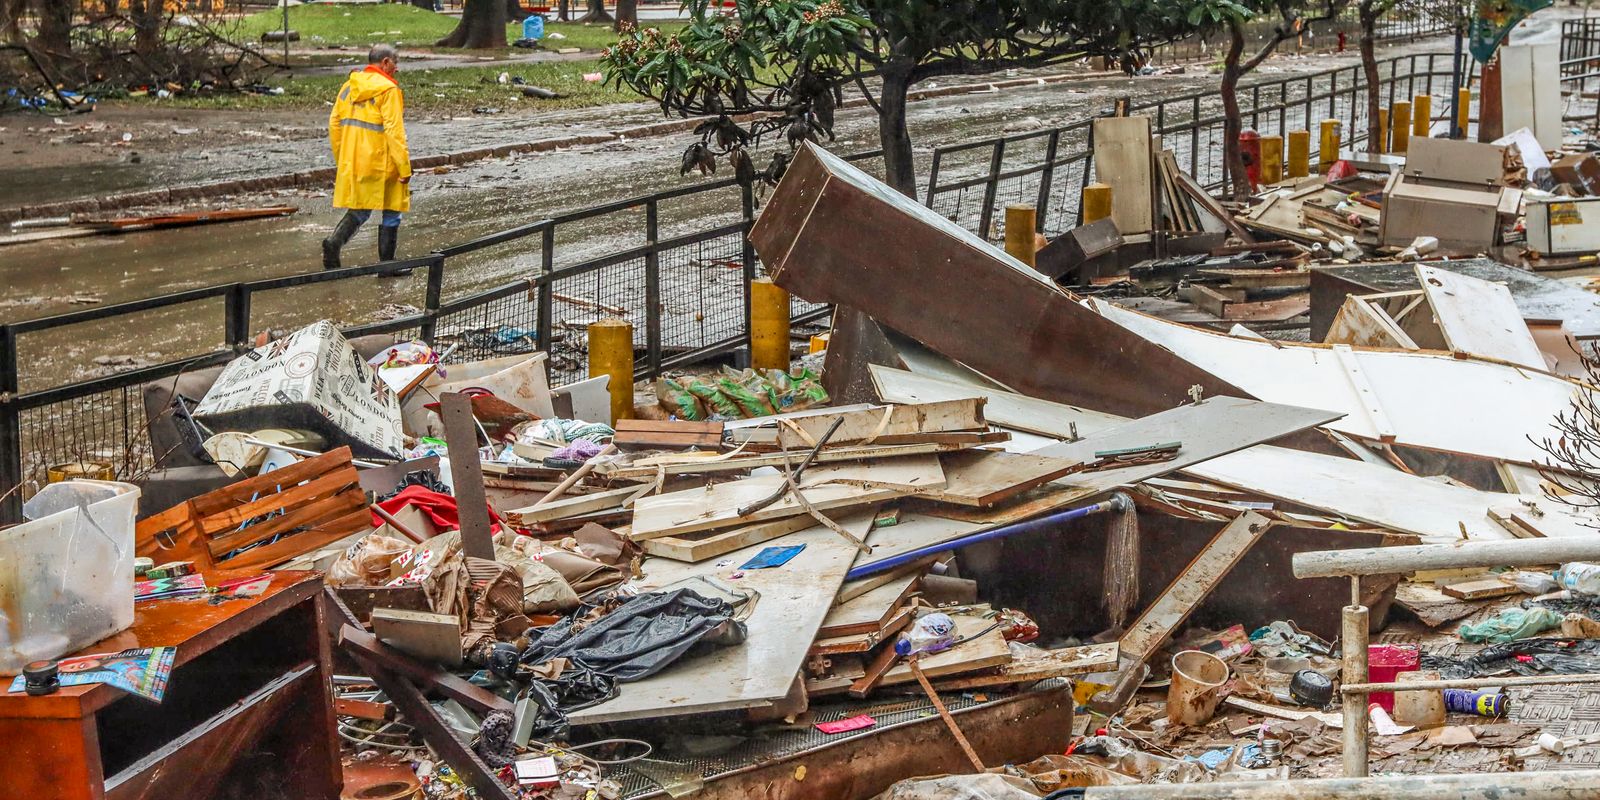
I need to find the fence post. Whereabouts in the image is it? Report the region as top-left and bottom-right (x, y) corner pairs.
(741, 184), (757, 354)
(925, 149), (944, 209)
(420, 254), (445, 345)
(644, 200), (662, 378)
(977, 139), (1007, 241)
(223, 283), (251, 352)
(0, 325), (20, 524)
(538, 225), (555, 353)
(1034, 130), (1060, 232)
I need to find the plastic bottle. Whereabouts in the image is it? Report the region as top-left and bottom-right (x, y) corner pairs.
(1554, 563), (1600, 596)
(1509, 569), (1560, 595)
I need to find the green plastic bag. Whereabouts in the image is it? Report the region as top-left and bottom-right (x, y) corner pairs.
(1458, 607), (1563, 644)
(655, 377), (706, 421)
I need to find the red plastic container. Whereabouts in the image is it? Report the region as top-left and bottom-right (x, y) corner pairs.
(1368, 644), (1420, 712)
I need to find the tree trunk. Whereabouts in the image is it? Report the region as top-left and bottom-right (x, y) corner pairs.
(577, 0), (611, 23)
(129, 0), (160, 56)
(1221, 21), (1249, 200)
(1360, 3), (1382, 148)
(33, 0), (73, 58)
(505, 0), (529, 22)
(557, 0), (570, 21)
(877, 67), (917, 198)
(436, 0), (507, 48)
(613, 0), (636, 31)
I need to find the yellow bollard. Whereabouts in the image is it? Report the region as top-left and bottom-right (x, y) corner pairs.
(749, 277), (791, 373)
(1391, 100), (1411, 154)
(1457, 88), (1471, 138)
(1376, 108), (1389, 154)
(1082, 183), (1113, 224)
(1318, 119), (1342, 172)
(1287, 130), (1311, 178)
(1413, 94), (1431, 139)
(1004, 204), (1039, 266)
(1259, 135), (1284, 184)
(587, 318), (635, 424)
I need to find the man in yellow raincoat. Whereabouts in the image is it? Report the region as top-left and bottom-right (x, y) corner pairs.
(323, 44), (412, 270)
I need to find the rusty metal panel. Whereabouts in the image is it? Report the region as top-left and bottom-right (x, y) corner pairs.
(751, 144), (1243, 418)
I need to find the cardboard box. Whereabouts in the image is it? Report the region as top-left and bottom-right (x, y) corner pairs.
(1527, 197), (1600, 255)
(1551, 153), (1600, 196)
(1380, 172), (1509, 252)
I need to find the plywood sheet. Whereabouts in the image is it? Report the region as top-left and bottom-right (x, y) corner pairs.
(1092, 117), (1155, 234)
(870, 366), (1125, 439)
(809, 454), (948, 492)
(1417, 264), (1545, 369)
(918, 450), (1081, 507)
(569, 510), (876, 725)
(774, 399), (986, 449)
(1185, 444), (1600, 543)
(503, 486), (641, 525)
(629, 472), (900, 540)
(818, 571), (920, 637)
(878, 613), (1012, 687)
(1090, 298), (1588, 466)
(1324, 297), (1418, 349)
(640, 515), (819, 562)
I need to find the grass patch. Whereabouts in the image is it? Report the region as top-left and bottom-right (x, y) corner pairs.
(153, 60), (645, 114)
(234, 4), (682, 54)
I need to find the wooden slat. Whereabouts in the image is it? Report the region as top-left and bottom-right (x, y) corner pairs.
(629, 476), (900, 541)
(811, 606), (914, 655)
(504, 485), (642, 525)
(1119, 511), (1273, 660)
(817, 573), (920, 638)
(206, 486), (368, 556)
(931, 642), (1121, 691)
(600, 441), (973, 480)
(223, 506), (374, 572)
(772, 399), (987, 449)
(639, 515), (819, 562)
(198, 464), (358, 536)
(189, 447), (353, 517)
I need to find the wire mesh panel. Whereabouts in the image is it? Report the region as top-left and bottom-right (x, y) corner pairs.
(17, 386), (149, 491)
(655, 232), (750, 373)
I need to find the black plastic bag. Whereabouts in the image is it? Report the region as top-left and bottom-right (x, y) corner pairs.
(521, 588), (743, 682)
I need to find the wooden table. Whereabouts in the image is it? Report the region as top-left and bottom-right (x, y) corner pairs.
(0, 571), (340, 800)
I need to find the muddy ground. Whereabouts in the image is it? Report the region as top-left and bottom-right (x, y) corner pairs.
(0, 9), (1581, 391)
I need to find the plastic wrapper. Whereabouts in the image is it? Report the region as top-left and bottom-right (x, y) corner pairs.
(327, 532), (413, 587)
(655, 377), (706, 421)
(520, 588), (743, 681)
(1459, 607), (1564, 643)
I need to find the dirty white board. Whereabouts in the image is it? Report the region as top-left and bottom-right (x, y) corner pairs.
(568, 510), (877, 725)
(1092, 116), (1155, 234)
(1417, 264), (1545, 370)
(1088, 298), (1587, 466)
(1185, 445), (1600, 543)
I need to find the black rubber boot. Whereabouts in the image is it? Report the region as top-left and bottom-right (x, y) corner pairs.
(322, 212), (362, 270)
(378, 225), (414, 276)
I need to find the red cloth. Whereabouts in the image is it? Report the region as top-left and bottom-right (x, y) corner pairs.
(372, 485), (502, 534)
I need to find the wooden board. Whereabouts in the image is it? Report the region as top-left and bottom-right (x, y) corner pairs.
(772, 399), (987, 449)
(877, 613), (1012, 687)
(817, 572), (921, 638)
(613, 419), (725, 450)
(1440, 577), (1519, 600)
(1092, 116), (1154, 234)
(598, 441), (975, 480)
(869, 366), (1125, 440)
(567, 510), (877, 725)
(1416, 264), (1546, 370)
(918, 449), (1082, 507)
(811, 605), (914, 655)
(371, 609), (463, 667)
(639, 515), (819, 562)
(1119, 511), (1273, 661)
(838, 555), (939, 603)
(628, 472), (901, 540)
(931, 642), (1121, 691)
(503, 485), (642, 525)
(808, 453), (948, 492)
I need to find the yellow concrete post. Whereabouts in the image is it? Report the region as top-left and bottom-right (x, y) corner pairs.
(1004, 204), (1039, 266)
(1259, 135), (1284, 185)
(1287, 130), (1311, 178)
(1082, 183), (1113, 224)
(587, 318), (635, 424)
(1412, 94), (1431, 139)
(1317, 120), (1342, 172)
(1391, 100), (1411, 154)
(749, 277), (791, 372)
(1457, 88), (1471, 138)
(1375, 108), (1389, 154)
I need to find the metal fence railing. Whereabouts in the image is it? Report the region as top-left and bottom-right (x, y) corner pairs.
(1563, 17), (1600, 131)
(5, 23), (1599, 520)
(926, 51), (1470, 241)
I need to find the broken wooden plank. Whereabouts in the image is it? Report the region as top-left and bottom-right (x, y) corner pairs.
(371, 608), (463, 667)
(817, 572), (921, 638)
(598, 440), (975, 480)
(613, 419), (726, 451)
(1440, 577), (1519, 600)
(806, 453), (948, 492)
(917, 450), (1081, 508)
(440, 393), (497, 561)
(629, 473), (901, 541)
(877, 613), (1012, 688)
(1091, 511), (1272, 715)
(772, 399), (987, 450)
(503, 485), (642, 526)
(1324, 296), (1419, 349)
(639, 515), (819, 562)
(932, 642), (1121, 691)
(811, 605), (914, 656)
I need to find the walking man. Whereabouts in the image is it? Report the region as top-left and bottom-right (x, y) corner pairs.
(324, 44), (412, 270)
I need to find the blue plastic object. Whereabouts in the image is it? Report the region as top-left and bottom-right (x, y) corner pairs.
(522, 15), (545, 40)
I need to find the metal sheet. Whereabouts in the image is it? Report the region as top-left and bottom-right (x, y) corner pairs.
(751, 143), (1242, 419)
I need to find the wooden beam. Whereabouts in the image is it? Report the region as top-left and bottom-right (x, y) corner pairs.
(439, 392), (496, 561)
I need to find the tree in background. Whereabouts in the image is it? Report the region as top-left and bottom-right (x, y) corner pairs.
(603, 0), (1203, 198)
(1357, 0), (1398, 148)
(1204, 0), (1348, 198)
(438, 0), (508, 48)
(615, 0), (638, 32)
(579, 0), (613, 23)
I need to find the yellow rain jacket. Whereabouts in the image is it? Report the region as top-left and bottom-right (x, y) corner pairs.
(329, 67), (412, 212)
